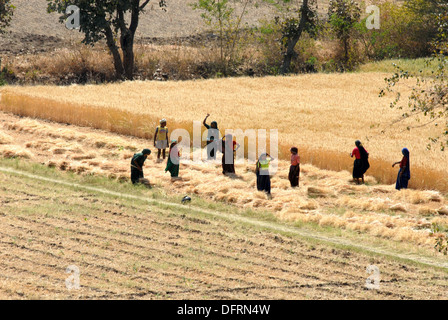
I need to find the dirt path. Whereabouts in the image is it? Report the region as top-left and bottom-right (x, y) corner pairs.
(1, 166), (447, 299)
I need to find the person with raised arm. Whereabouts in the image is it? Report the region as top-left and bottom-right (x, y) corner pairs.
(203, 114), (219, 160)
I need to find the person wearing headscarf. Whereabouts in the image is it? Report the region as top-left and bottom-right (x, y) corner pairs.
(203, 114), (219, 160)
(256, 153), (274, 199)
(289, 147), (300, 187)
(393, 148), (411, 190)
(154, 119), (169, 162)
(130, 148), (151, 184)
(220, 134), (240, 175)
(165, 139), (180, 178)
(351, 140), (370, 184)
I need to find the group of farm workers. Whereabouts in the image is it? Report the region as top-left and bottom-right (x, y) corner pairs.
(130, 118), (181, 185)
(350, 140), (411, 190)
(131, 116), (411, 198)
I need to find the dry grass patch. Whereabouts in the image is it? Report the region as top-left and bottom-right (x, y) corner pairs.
(0, 132), (13, 144)
(0, 145), (33, 159)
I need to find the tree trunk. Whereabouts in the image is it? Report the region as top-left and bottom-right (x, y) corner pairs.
(343, 36), (349, 70)
(280, 34), (301, 74)
(118, 0), (141, 80)
(104, 25), (125, 79)
(280, 0), (310, 74)
(121, 30), (135, 80)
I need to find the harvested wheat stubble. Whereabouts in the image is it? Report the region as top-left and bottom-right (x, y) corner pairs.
(0, 132), (13, 144)
(71, 153), (96, 161)
(0, 145), (33, 159)
(0, 111), (447, 249)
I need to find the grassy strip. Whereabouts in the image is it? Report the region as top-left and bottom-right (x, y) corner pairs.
(358, 58), (440, 77)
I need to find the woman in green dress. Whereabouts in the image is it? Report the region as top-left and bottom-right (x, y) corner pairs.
(165, 140), (180, 178)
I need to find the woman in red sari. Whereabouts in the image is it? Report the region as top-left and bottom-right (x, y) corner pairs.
(351, 140), (370, 184)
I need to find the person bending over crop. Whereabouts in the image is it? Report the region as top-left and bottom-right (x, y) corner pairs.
(154, 119), (169, 162)
(130, 149), (151, 185)
(351, 140), (370, 184)
(393, 148), (411, 190)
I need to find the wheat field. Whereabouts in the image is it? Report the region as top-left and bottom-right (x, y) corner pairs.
(1, 73), (447, 191)
(0, 111), (447, 251)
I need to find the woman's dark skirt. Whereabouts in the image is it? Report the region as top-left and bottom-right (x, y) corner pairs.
(289, 164), (300, 187)
(165, 157), (179, 177)
(206, 140), (217, 160)
(222, 154), (235, 174)
(257, 171), (271, 194)
(131, 167), (143, 184)
(353, 159), (363, 179)
(395, 169), (410, 190)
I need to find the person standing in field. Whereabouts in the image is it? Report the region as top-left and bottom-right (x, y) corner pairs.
(351, 140), (370, 184)
(289, 147), (300, 187)
(154, 119), (169, 162)
(393, 148), (411, 190)
(256, 153), (274, 199)
(130, 148), (151, 185)
(165, 139), (181, 179)
(220, 134), (240, 175)
(203, 114), (219, 160)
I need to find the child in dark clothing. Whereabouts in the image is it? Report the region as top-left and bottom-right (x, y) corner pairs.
(289, 147), (300, 187)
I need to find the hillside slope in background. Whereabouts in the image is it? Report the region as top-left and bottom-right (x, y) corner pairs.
(0, 0), (274, 55)
(0, 0), (348, 56)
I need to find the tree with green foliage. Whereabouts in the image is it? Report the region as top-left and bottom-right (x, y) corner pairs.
(271, 0), (318, 74)
(47, 0), (167, 80)
(0, 0), (14, 34)
(381, 5), (448, 151)
(356, 0), (446, 61)
(403, 0), (446, 57)
(327, 0), (361, 71)
(192, 0), (252, 75)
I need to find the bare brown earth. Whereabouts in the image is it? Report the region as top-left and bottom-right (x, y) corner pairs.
(1, 152), (447, 299)
(0, 110), (447, 299)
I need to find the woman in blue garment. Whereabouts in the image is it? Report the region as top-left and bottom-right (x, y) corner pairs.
(392, 148), (411, 190)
